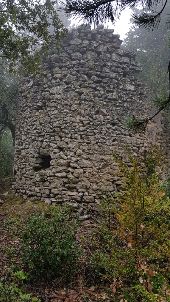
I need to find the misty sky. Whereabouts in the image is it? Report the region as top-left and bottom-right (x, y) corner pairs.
(70, 7), (132, 40)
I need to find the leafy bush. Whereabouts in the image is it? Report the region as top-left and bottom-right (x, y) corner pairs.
(124, 284), (159, 302)
(21, 206), (80, 282)
(0, 282), (40, 302)
(89, 150), (170, 301)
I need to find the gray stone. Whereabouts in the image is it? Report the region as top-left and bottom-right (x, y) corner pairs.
(44, 198), (52, 205)
(0, 198), (4, 204)
(13, 26), (162, 207)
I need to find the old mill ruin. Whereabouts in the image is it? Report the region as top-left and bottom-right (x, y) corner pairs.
(13, 26), (164, 214)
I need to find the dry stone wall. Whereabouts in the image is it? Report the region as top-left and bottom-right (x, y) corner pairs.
(13, 25), (162, 211)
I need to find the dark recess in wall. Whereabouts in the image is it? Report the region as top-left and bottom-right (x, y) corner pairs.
(33, 154), (51, 172)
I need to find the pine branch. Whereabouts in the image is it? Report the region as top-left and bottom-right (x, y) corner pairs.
(133, 12), (161, 27)
(148, 96), (170, 121)
(65, 0), (168, 26)
(65, 0), (118, 24)
(133, 0), (168, 27)
(130, 96), (170, 132)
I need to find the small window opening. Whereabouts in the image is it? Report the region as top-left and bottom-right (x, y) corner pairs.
(33, 154), (51, 172)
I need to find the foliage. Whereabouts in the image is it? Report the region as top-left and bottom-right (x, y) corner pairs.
(21, 205), (80, 282)
(89, 150), (170, 301)
(0, 129), (14, 177)
(0, 59), (18, 137)
(126, 115), (148, 131)
(1, 198), (59, 277)
(0, 0), (66, 69)
(65, 0), (169, 27)
(0, 282), (40, 302)
(0, 59), (18, 178)
(124, 284), (160, 302)
(0, 60), (18, 106)
(12, 270), (29, 284)
(124, 6), (170, 102)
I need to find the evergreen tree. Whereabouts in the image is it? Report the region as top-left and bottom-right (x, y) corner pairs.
(124, 6), (170, 101)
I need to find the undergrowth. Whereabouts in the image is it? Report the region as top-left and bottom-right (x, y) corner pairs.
(88, 150), (170, 301)
(1, 201), (80, 301)
(21, 206), (80, 282)
(1, 150), (170, 301)
(0, 282), (40, 302)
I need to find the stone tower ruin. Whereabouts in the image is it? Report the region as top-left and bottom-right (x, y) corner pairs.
(13, 26), (162, 208)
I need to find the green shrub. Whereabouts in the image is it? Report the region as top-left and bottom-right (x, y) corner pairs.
(124, 284), (159, 302)
(21, 206), (80, 282)
(0, 282), (40, 302)
(89, 150), (170, 300)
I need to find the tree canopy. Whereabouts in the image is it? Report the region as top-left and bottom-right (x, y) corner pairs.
(124, 6), (170, 101)
(65, 0), (169, 27)
(0, 59), (17, 139)
(0, 0), (66, 68)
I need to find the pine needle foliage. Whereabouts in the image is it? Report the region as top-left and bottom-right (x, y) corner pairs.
(65, 0), (120, 24)
(65, 0), (169, 27)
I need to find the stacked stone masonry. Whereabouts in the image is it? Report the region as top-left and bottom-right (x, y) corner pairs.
(13, 25), (162, 210)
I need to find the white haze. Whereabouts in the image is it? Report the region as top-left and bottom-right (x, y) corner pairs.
(70, 7), (132, 40)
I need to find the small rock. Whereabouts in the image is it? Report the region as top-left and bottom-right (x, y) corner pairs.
(2, 191), (8, 196)
(0, 198), (4, 204)
(79, 214), (91, 221)
(44, 198), (52, 205)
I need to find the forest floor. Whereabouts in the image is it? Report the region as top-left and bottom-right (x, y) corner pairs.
(1, 180), (170, 302)
(0, 189), (112, 302)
